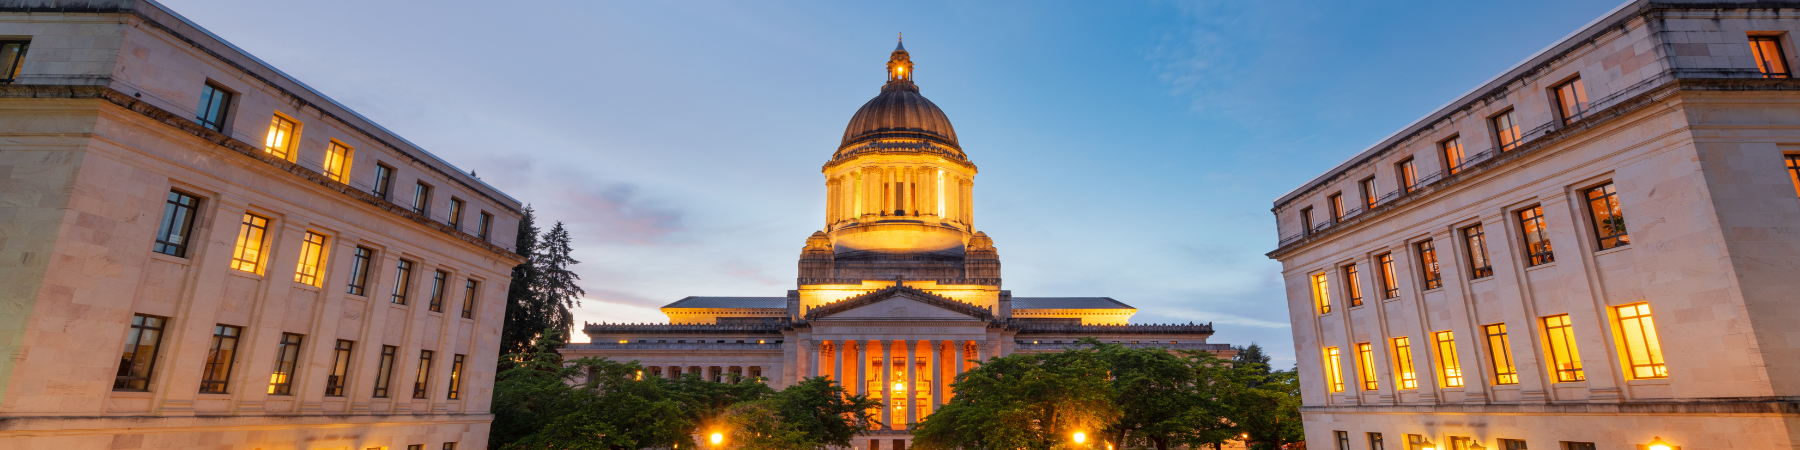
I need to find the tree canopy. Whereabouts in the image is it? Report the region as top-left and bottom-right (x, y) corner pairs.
(500, 207), (586, 362)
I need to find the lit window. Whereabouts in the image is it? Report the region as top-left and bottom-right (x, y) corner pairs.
(428, 270), (448, 313)
(0, 40), (28, 84)
(268, 333), (303, 395)
(1312, 272), (1331, 315)
(448, 198), (466, 230)
(114, 314), (168, 391)
(1360, 177), (1378, 209)
(229, 213), (271, 274)
(414, 350), (434, 399)
(264, 115), (299, 160)
(1442, 137), (1465, 175)
(199, 325), (241, 394)
(1392, 337), (1417, 390)
(391, 259), (414, 305)
(1417, 240), (1442, 290)
(461, 279), (478, 319)
(373, 345), (397, 398)
(1398, 158), (1418, 193)
(413, 181), (432, 215)
(1322, 346), (1344, 393)
(1543, 314), (1586, 382)
(1787, 154), (1800, 197)
(154, 190), (201, 257)
(326, 340), (353, 396)
(1356, 342), (1378, 391)
(1614, 303), (1667, 379)
(294, 231), (328, 287)
(1751, 35), (1792, 78)
(346, 246), (374, 296)
(1328, 193), (1344, 222)
(1465, 224), (1493, 279)
(1484, 323), (1518, 385)
(323, 141), (353, 183)
(1585, 182), (1630, 250)
(447, 354), (466, 400)
(1343, 264), (1363, 307)
(1554, 78), (1588, 124)
(1492, 110), (1521, 151)
(195, 83), (232, 132)
(1433, 331), (1463, 388)
(1518, 206), (1555, 266)
(372, 163), (395, 199)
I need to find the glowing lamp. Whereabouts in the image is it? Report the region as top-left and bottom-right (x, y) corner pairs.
(618, 340), (627, 344)
(710, 432), (723, 446)
(1418, 437), (1436, 450)
(1073, 432), (1087, 444)
(1643, 437), (1677, 450)
(894, 382), (906, 392)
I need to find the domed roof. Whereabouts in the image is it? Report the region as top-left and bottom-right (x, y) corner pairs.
(838, 41), (960, 152)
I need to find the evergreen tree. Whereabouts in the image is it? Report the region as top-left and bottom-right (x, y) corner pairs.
(534, 221), (584, 344)
(1231, 342), (1274, 387)
(500, 206), (543, 360)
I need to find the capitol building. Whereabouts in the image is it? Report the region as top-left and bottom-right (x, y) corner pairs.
(559, 42), (1233, 450)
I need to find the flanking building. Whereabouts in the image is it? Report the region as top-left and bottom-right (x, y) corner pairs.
(1267, 1), (1800, 449)
(560, 42), (1232, 450)
(0, 1), (523, 448)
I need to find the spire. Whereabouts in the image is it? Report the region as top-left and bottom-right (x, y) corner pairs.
(896, 32), (906, 52)
(886, 35), (914, 87)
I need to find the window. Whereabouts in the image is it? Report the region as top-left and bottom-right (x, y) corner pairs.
(1377, 253), (1399, 299)
(1312, 272), (1331, 315)
(444, 443), (458, 450)
(1484, 323), (1519, 385)
(230, 213), (271, 274)
(1518, 206), (1555, 266)
(1751, 35), (1791, 78)
(1337, 431), (1351, 450)
(1407, 435), (1426, 450)
(1356, 342), (1378, 391)
(1564, 442), (1595, 450)
(153, 190), (201, 257)
(347, 246), (374, 296)
(294, 231), (329, 287)
(1322, 346), (1344, 393)
(1543, 314), (1586, 382)
(1300, 207), (1315, 235)
(199, 325), (241, 394)
(1433, 331), (1463, 388)
(1493, 109), (1522, 151)
(264, 114), (299, 160)
(448, 198), (466, 230)
(1553, 78), (1588, 124)
(408, 445), (422, 450)
(413, 181), (432, 215)
(391, 259), (414, 305)
(268, 333), (303, 395)
(195, 82), (232, 132)
(1417, 240), (1442, 290)
(115, 315), (167, 390)
(324, 141), (353, 183)
(0, 40), (28, 84)
(1392, 337), (1418, 389)
(1442, 136), (1465, 175)
(1449, 436), (1472, 450)
(1398, 158), (1418, 193)
(1360, 177), (1378, 209)
(1343, 264), (1363, 307)
(414, 350), (434, 399)
(1787, 154), (1800, 197)
(461, 279), (478, 319)
(1464, 224), (1493, 279)
(372, 163), (395, 199)
(373, 345), (397, 398)
(1499, 439), (1527, 450)
(326, 340), (353, 396)
(447, 354), (466, 399)
(478, 212), (493, 240)
(426, 270), (448, 313)
(1614, 303), (1667, 379)
(1369, 433), (1385, 450)
(1328, 193), (1345, 222)
(1584, 183), (1629, 250)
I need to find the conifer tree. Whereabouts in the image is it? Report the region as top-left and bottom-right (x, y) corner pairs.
(500, 206), (542, 359)
(533, 221), (585, 344)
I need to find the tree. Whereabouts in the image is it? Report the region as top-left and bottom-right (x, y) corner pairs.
(719, 377), (880, 450)
(1231, 343), (1275, 387)
(1094, 341), (1241, 450)
(499, 210), (587, 363)
(1226, 369), (1304, 450)
(534, 221), (585, 344)
(500, 206), (542, 359)
(911, 348), (1118, 450)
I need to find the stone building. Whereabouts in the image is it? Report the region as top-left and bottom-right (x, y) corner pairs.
(559, 42), (1232, 450)
(0, 1), (523, 449)
(1266, 1), (1800, 449)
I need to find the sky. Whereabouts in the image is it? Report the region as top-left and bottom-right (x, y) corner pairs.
(160, 0), (1626, 367)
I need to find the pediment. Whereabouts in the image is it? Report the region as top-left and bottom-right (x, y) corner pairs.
(804, 286), (994, 321)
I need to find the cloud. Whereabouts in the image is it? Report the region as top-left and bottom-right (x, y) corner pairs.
(553, 180), (687, 245)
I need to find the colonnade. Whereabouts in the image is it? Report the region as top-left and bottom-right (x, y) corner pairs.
(826, 166), (973, 228)
(650, 365), (766, 383)
(802, 339), (986, 429)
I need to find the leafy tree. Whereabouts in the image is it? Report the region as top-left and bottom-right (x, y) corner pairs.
(1231, 343), (1275, 387)
(1227, 369), (1304, 450)
(719, 377), (879, 450)
(500, 206), (543, 359)
(911, 348), (1118, 450)
(1094, 340), (1241, 450)
(490, 336), (692, 450)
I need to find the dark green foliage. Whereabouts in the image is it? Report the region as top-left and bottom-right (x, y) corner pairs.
(720, 377), (881, 450)
(500, 207), (586, 364)
(911, 346), (1118, 450)
(1227, 369), (1304, 450)
(500, 206), (542, 359)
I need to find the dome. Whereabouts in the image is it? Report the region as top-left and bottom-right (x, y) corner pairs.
(839, 84), (960, 150)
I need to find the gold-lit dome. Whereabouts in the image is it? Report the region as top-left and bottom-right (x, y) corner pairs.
(835, 40), (963, 161)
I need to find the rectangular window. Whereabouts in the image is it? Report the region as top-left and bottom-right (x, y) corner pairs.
(1328, 193), (1344, 221)
(447, 354), (465, 399)
(1398, 158), (1418, 193)
(1407, 435), (1426, 450)
(1393, 337), (1418, 390)
(448, 198), (465, 230)
(461, 279), (478, 319)
(372, 163), (395, 200)
(1787, 154), (1800, 197)
(1337, 431), (1351, 450)
(478, 212), (493, 240)
(1751, 35), (1792, 78)
(294, 231), (329, 287)
(429, 270), (448, 313)
(1300, 207), (1315, 234)
(1585, 182), (1629, 250)
(1543, 314), (1586, 382)
(1565, 443), (1596, 450)
(373, 345), (397, 398)
(347, 246), (374, 296)
(413, 182), (432, 215)
(1464, 224), (1493, 279)
(1417, 240), (1442, 290)
(115, 314), (168, 391)
(1356, 342), (1378, 391)
(445, 443), (458, 450)
(0, 40), (29, 84)
(264, 114), (298, 160)
(1614, 303), (1667, 379)
(195, 82), (232, 132)
(414, 350), (434, 399)
(154, 190), (201, 257)
(1493, 109), (1522, 151)
(1500, 439), (1527, 450)
(1360, 177), (1378, 209)
(1377, 253), (1399, 299)
(326, 340), (353, 396)
(323, 141), (353, 183)
(1442, 137), (1465, 175)
(1553, 78), (1588, 124)
(198, 325), (242, 394)
(230, 212), (271, 274)
(1484, 323), (1519, 385)
(1369, 433), (1385, 450)
(1450, 437), (1472, 450)
(268, 333), (303, 395)
(1433, 331), (1463, 388)
(1518, 206), (1555, 266)
(1312, 272), (1331, 315)
(1343, 264), (1363, 307)
(392, 259), (414, 305)
(1322, 346), (1344, 393)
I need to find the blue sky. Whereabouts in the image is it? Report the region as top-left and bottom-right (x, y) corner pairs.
(162, 0), (1625, 366)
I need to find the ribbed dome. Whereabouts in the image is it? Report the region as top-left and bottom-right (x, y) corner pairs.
(839, 83), (960, 150)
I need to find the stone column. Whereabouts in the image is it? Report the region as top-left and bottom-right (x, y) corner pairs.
(854, 341), (867, 395)
(930, 340), (943, 410)
(834, 340), (845, 384)
(906, 340), (918, 426)
(880, 340), (892, 429)
(807, 340), (821, 379)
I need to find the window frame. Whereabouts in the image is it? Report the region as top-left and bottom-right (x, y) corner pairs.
(1417, 240), (1442, 290)
(114, 314), (169, 391)
(1328, 192), (1344, 222)
(154, 190), (203, 258)
(1441, 136), (1465, 175)
(461, 279), (479, 319)
(229, 212), (272, 274)
(1360, 177), (1378, 210)
(1552, 77), (1589, 125)
(428, 270), (449, 313)
(448, 197), (466, 230)
(347, 246), (374, 296)
(1433, 330), (1463, 388)
(0, 40), (29, 84)
(412, 181), (433, 215)
(391, 259), (415, 305)
(1392, 337), (1418, 390)
(1785, 154), (1800, 198)
(1584, 182), (1630, 250)
(1492, 108), (1522, 151)
(294, 230), (329, 287)
(1518, 206), (1555, 266)
(1343, 264), (1363, 307)
(478, 211), (493, 240)
(1397, 158), (1418, 193)
(373, 345), (398, 398)
(413, 350), (434, 399)
(263, 113), (301, 161)
(195, 82), (234, 132)
(1542, 314), (1586, 382)
(1377, 253), (1399, 299)
(326, 340), (353, 397)
(198, 324), (242, 394)
(1613, 303), (1667, 379)
(1464, 224), (1493, 279)
(1356, 342), (1378, 391)
(372, 163), (395, 200)
(1322, 346), (1344, 393)
(268, 333), (303, 395)
(1300, 207), (1315, 235)
(1484, 323), (1519, 385)
(447, 354), (466, 400)
(323, 140), (354, 183)
(1312, 272), (1331, 315)
(1750, 34), (1793, 78)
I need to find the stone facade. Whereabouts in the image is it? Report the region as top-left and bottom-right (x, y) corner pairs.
(0, 1), (524, 449)
(1267, 1), (1800, 449)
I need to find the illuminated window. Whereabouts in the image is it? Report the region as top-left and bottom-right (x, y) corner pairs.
(373, 345), (397, 398)
(461, 279), (478, 319)
(1406, 435), (1426, 450)
(1356, 342), (1378, 391)
(1312, 272), (1331, 315)
(1518, 206), (1555, 266)
(199, 325), (241, 394)
(412, 181), (432, 215)
(1499, 439), (1527, 450)
(326, 340), (352, 396)
(447, 354), (466, 399)
(1377, 253), (1399, 299)
(1328, 193), (1345, 221)
(1493, 109), (1522, 151)
(0, 40), (28, 84)
(1343, 264), (1363, 307)
(1442, 136), (1465, 175)
(413, 350), (434, 399)
(1751, 35), (1792, 78)
(1433, 331), (1463, 387)
(1322, 346), (1344, 393)
(1398, 158), (1418, 193)
(448, 198), (466, 230)
(229, 213), (270, 274)
(391, 259), (414, 305)
(268, 333), (303, 395)
(372, 163), (395, 199)
(478, 211), (493, 240)
(1484, 323), (1518, 385)
(1614, 303), (1667, 379)
(1543, 314), (1586, 382)
(115, 314), (167, 391)
(1787, 154), (1800, 197)
(1449, 436), (1471, 450)
(428, 270), (448, 313)
(154, 190), (201, 257)
(1554, 78), (1588, 124)
(294, 231), (328, 287)
(264, 114), (298, 160)
(1585, 183), (1629, 250)
(195, 82), (232, 132)
(1465, 224), (1493, 279)
(1392, 337), (1417, 390)
(323, 141), (352, 183)
(1417, 240), (1442, 290)
(1360, 177), (1378, 209)
(346, 246), (373, 296)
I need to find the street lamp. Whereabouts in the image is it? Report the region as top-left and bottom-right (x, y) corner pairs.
(1073, 432), (1087, 445)
(1418, 437), (1436, 450)
(1643, 437), (1678, 450)
(710, 432), (724, 447)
